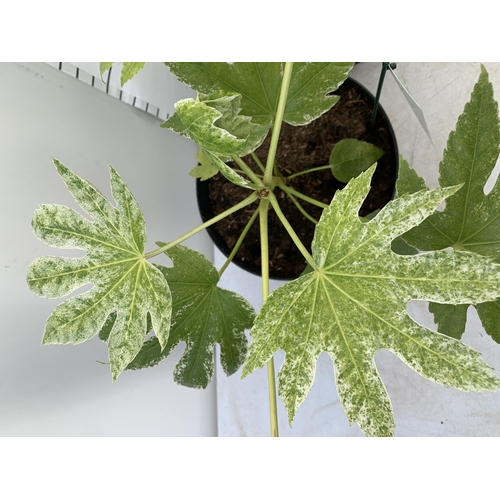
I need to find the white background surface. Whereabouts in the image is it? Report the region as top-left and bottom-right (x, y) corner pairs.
(0, 62), (216, 436)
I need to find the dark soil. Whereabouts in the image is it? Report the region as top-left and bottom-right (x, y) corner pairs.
(197, 77), (398, 280)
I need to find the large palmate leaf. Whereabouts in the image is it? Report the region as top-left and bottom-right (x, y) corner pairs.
(123, 245), (255, 388)
(165, 62), (354, 128)
(27, 159), (171, 382)
(397, 66), (500, 342)
(242, 165), (500, 437)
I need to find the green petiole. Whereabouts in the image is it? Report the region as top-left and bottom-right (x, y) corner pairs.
(145, 192), (258, 259)
(251, 152), (266, 174)
(279, 183), (329, 209)
(219, 207), (259, 277)
(286, 164), (331, 181)
(268, 192), (316, 269)
(284, 191), (319, 225)
(231, 155), (265, 187)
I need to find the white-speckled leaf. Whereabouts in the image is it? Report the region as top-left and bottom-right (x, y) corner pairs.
(125, 245), (255, 388)
(202, 150), (256, 189)
(27, 159), (172, 382)
(162, 92), (267, 158)
(165, 62), (354, 127)
(242, 165), (500, 437)
(161, 92), (264, 189)
(396, 66), (500, 342)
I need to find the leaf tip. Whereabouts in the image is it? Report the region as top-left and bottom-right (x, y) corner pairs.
(107, 163), (118, 178)
(111, 367), (121, 384)
(441, 182), (464, 199)
(51, 157), (65, 172)
(40, 333), (53, 347)
(240, 364), (251, 380)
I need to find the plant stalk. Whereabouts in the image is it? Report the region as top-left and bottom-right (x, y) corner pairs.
(264, 62), (294, 186)
(258, 62), (295, 438)
(219, 208), (259, 276)
(285, 191), (319, 225)
(251, 152), (266, 174)
(145, 192), (258, 259)
(259, 197), (279, 437)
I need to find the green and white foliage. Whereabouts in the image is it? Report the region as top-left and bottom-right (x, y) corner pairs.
(162, 91), (268, 159)
(162, 91), (267, 189)
(329, 138), (385, 183)
(242, 165), (500, 437)
(27, 159), (172, 382)
(397, 65), (500, 342)
(202, 150), (257, 189)
(165, 62), (354, 128)
(124, 245), (255, 388)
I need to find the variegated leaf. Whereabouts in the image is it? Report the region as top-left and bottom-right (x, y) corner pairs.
(162, 92), (267, 158)
(162, 92), (265, 189)
(165, 62), (354, 128)
(124, 245), (255, 388)
(202, 150), (256, 189)
(27, 159), (171, 382)
(396, 66), (500, 342)
(242, 165), (500, 437)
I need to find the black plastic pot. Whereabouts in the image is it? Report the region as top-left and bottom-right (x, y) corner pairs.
(197, 76), (399, 280)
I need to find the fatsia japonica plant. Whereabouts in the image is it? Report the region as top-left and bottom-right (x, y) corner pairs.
(27, 62), (500, 437)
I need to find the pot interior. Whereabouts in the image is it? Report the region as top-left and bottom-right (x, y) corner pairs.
(197, 76), (399, 280)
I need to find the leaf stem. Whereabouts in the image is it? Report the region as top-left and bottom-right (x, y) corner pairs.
(251, 152), (266, 174)
(285, 191), (319, 225)
(259, 197), (279, 437)
(268, 192), (316, 269)
(264, 62), (294, 186)
(286, 164), (331, 180)
(145, 192), (258, 259)
(219, 208), (259, 277)
(231, 156), (264, 187)
(279, 183), (329, 209)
